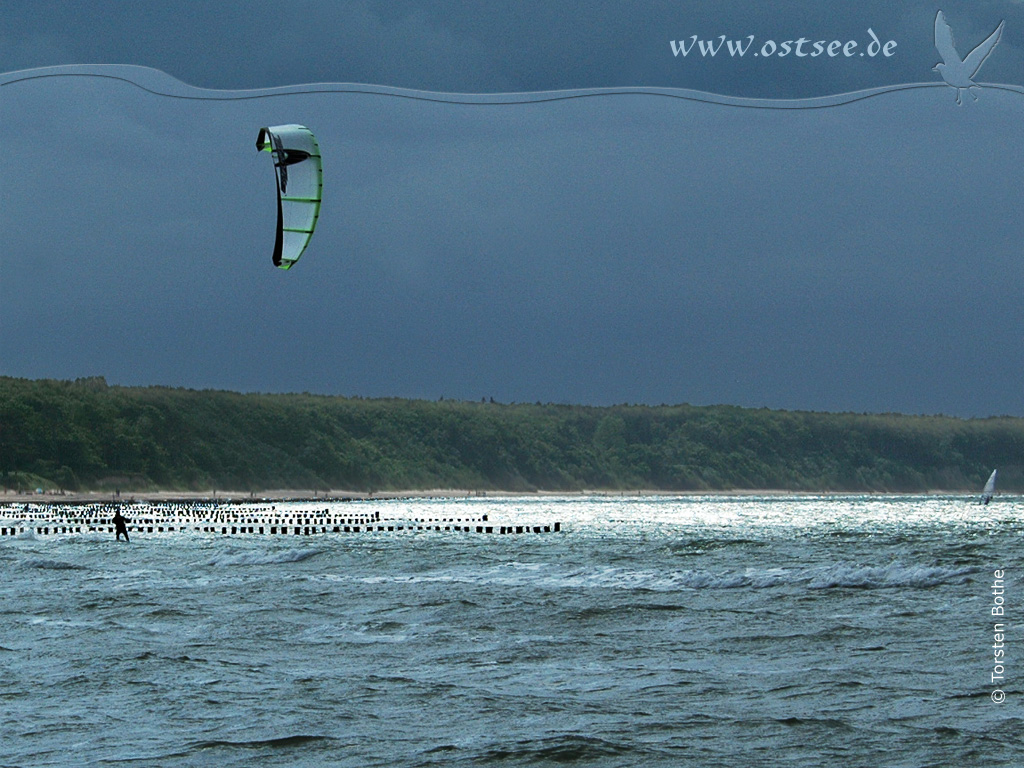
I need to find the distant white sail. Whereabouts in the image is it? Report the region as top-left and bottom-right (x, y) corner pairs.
(982, 469), (997, 504)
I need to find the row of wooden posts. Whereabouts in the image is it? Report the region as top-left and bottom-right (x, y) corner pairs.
(1, 521), (561, 536)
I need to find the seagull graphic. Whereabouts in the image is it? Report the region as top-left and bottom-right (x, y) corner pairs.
(933, 10), (1004, 105)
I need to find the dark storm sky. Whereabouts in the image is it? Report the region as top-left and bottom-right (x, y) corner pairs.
(2, 1), (1023, 416)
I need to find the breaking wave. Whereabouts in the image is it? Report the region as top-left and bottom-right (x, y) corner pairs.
(357, 560), (977, 592)
(17, 557), (86, 571)
(205, 549), (323, 567)
(579, 561), (978, 591)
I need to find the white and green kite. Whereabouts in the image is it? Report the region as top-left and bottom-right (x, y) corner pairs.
(256, 124), (322, 270)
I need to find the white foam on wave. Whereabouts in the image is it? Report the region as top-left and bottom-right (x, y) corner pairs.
(626, 561), (977, 591)
(805, 562), (976, 589)
(75, 532), (110, 543)
(206, 549), (323, 567)
(350, 560), (979, 592)
(547, 565), (794, 591)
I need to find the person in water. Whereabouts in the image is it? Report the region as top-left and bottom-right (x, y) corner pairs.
(113, 509), (130, 542)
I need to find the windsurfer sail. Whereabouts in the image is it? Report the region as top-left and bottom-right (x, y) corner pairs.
(981, 469), (997, 505)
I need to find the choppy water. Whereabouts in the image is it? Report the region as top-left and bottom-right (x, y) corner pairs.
(2, 495), (1021, 767)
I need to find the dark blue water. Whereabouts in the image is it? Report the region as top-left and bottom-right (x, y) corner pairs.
(2, 496), (1021, 766)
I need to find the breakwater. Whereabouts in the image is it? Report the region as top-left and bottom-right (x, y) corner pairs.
(0, 501), (562, 537)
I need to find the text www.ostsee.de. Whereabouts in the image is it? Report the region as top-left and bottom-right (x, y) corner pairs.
(670, 30), (897, 60)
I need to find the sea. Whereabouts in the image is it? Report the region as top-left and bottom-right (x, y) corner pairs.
(1, 494), (1021, 767)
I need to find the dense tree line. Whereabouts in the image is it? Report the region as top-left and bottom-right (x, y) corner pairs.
(1, 376), (1020, 493)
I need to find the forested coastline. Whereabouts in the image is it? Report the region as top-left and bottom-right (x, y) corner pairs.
(1, 376), (1020, 493)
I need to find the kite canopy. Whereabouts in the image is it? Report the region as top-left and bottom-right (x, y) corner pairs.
(256, 124), (322, 270)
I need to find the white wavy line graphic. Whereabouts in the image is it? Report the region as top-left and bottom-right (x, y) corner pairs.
(4, 63), (1023, 109)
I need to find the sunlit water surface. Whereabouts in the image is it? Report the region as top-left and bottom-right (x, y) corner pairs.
(2, 495), (1021, 767)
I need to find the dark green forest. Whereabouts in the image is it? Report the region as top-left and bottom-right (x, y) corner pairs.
(1, 376), (1021, 493)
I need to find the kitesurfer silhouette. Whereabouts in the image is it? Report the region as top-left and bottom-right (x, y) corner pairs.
(113, 509), (130, 542)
